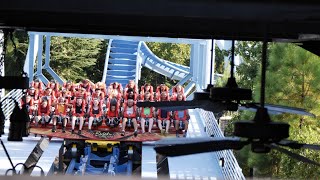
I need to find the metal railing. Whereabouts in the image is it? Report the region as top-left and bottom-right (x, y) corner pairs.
(199, 109), (245, 180)
(1, 89), (24, 120)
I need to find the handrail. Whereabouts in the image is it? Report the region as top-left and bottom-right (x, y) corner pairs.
(165, 60), (190, 72)
(101, 39), (113, 83)
(199, 109), (245, 180)
(1, 89), (24, 120)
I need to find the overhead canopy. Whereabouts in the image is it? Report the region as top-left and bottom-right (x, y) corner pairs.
(1, 0), (320, 41)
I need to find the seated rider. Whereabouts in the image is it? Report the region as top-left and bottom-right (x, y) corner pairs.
(171, 84), (185, 100)
(157, 92), (171, 135)
(123, 80), (138, 95)
(124, 88), (138, 101)
(139, 92), (155, 134)
(140, 83), (154, 100)
(106, 98), (120, 128)
(20, 95), (35, 121)
(121, 99), (138, 137)
(92, 87), (105, 101)
(156, 84), (170, 101)
(35, 98), (51, 126)
(47, 80), (59, 96)
(173, 93), (190, 137)
(88, 98), (103, 132)
(107, 82), (122, 100)
(52, 97), (69, 133)
(71, 97), (86, 135)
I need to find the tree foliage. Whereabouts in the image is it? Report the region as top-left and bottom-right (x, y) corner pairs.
(214, 45), (227, 74)
(50, 37), (104, 82)
(4, 31), (29, 76)
(235, 41), (263, 90)
(141, 42), (191, 87)
(234, 42), (320, 179)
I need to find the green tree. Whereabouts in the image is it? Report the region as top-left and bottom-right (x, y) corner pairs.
(235, 41), (263, 90)
(84, 40), (108, 82)
(49, 36), (103, 82)
(264, 43), (320, 179)
(4, 31), (29, 76)
(235, 42), (320, 179)
(214, 45), (227, 74)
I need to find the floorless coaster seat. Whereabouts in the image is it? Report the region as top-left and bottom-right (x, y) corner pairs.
(29, 126), (177, 141)
(29, 119), (185, 141)
(29, 119), (183, 132)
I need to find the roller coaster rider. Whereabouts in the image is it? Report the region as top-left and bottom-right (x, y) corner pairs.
(107, 82), (122, 100)
(139, 92), (155, 134)
(52, 97), (69, 133)
(105, 98), (120, 128)
(71, 97), (86, 135)
(121, 99), (138, 137)
(88, 98), (104, 133)
(21, 95), (35, 122)
(173, 93), (190, 137)
(35, 97), (51, 126)
(157, 92), (171, 135)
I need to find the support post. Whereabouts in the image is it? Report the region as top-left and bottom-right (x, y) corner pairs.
(0, 31), (4, 97)
(190, 43), (200, 88)
(58, 142), (64, 174)
(44, 35), (51, 68)
(207, 39), (215, 85)
(36, 35), (43, 79)
(156, 154), (170, 179)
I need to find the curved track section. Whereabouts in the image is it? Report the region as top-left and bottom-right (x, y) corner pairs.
(102, 40), (191, 87)
(138, 42), (190, 81)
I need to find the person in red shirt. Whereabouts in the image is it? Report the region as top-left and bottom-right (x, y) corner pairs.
(157, 92), (171, 135)
(47, 80), (59, 96)
(35, 98), (51, 125)
(106, 98), (120, 128)
(95, 82), (107, 95)
(107, 82), (122, 100)
(140, 83), (154, 100)
(171, 84), (185, 101)
(92, 88), (105, 101)
(41, 87), (56, 104)
(139, 92), (155, 134)
(156, 84), (170, 101)
(52, 97), (69, 133)
(71, 97), (86, 135)
(79, 79), (93, 94)
(121, 99), (138, 137)
(31, 79), (44, 95)
(88, 98), (103, 132)
(20, 95), (35, 121)
(27, 87), (40, 101)
(173, 93), (190, 137)
(123, 80), (138, 96)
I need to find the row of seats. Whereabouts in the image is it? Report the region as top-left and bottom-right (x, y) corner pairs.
(22, 79), (189, 137)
